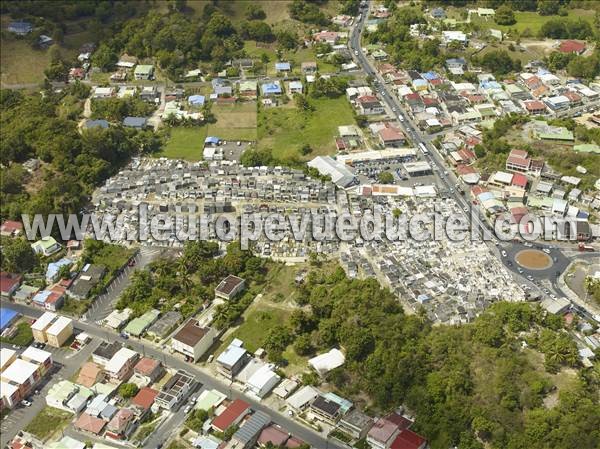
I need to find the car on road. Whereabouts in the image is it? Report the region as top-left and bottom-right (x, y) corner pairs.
(354, 50), (359, 55)
(518, 268), (524, 274)
(20, 400), (32, 407)
(463, 206), (468, 213)
(119, 332), (129, 339)
(501, 250), (507, 257)
(443, 171), (448, 175)
(527, 275), (534, 281)
(543, 248), (551, 254)
(184, 405), (192, 414)
(288, 410), (294, 416)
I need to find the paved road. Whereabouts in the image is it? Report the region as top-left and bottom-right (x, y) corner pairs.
(1, 301), (345, 449)
(84, 246), (163, 322)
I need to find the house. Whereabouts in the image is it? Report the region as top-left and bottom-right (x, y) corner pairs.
(231, 410), (271, 448)
(313, 31), (339, 45)
(196, 389), (227, 412)
(261, 82), (282, 96)
(31, 236), (61, 257)
(188, 95), (205, 107)
(246, 365), (281, 398)
(301, 62), (318, 74)
(356, 95), (384, 115)
(0, 273), (22, 298)
(69, 67), (85, 82)
(132, 357), (163, 386)
(446, 58), (467, 75)
(390, 429), (427, 449)
(92, 341), (123, 367)
(171, 319), (218, 362)
(74, 413), (106, 435)
(147, 311), (182, 339)
(442, 31), (468, 46)
(275, 62), (291, 73)
(76, 362), (103, 388)
(104, 309), (132, 330)
(238, 80), (258, 98)
(258, 425), (291, 447)
(477, 7), (495, 16)
(105, 347), (139, 381)
(338, 409), (374, 440)
(232, 58), (254, 69)
(0, 308), (19, 332)
(116, 54), (137, 68)
(332, 15), (353, 27)
(130, 387), (158, 416)
(123, 117), (148, 129)
(83, 119), (109, 130)
(216, 340), (249, 379)
(288, 81), (303, 95)
(506, 149), (531, 173)
(0, 220), (23, 237)
(367, 417), (401, 449)
(430, 7), (446, 19)
(378, 125), (405, 147)
(308, 348), (345, 376)
(211, 399), (251, 432)
(558, 40), (586, 54)
(523, 100), (547, 115)
(106, 408), (135, 439)
(215, 275), (246, 300)
(93, 86), (115, 99)
(309, 395), (342, 425)
(134, 64), (154, 80)
(155, 369), (195, 410)
(8, 21), (33, 35)
(67, 264), (106, 300)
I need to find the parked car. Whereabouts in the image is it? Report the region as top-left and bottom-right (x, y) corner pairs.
(21, 400), (32, 407)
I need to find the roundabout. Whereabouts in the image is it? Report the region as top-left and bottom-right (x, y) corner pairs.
(515, 249), (553, 271)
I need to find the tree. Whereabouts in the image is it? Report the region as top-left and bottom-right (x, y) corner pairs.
(294, 334), (314, 355)
(377, 171), (394, 184)
(300, 144), (313, 155)
(538, 0), (560, 15)
(276, 30), (298, 51)
(1, 238), (37, 273)
(185, 408), (209, 431)
(91, 43), (117, 72)
(118, 383), (139, 399)
(245, 4), (266, 20)
(57, 264), (72, 280)
(495, 4), (516, 25)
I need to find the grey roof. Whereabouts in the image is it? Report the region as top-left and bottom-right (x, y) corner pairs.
(233, 410), (271, 444)
(147, 311), (182, 337)
(93, 341), (122, 360)
(340, 408), (373, 430)
(84, 119), (109, 129)
(123, 117), (147, 128)
(68, 264), (106, 298)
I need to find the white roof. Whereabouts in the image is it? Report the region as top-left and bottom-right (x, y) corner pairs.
(494, 171), (513, 184)
(31, 311), (57, 331)
(1, 380), (18, 398)
(414, 185), (438, 197)
(94, 87), (113, 94)
(47, 316), (72, 336)
(286, 385), (320, 409)
(443, 31), (467, 41)
(547, 95), (569, 105)
(0, 348), (16, 371)
(104, 308), (132, 328)
(105, 347), (137, 374)
(451, 82), (476, 91)
(1, 358), (38, 384)
(247, 365), (280, 391)
(21, 346), (52, 364)
(308, 348), (345, 375)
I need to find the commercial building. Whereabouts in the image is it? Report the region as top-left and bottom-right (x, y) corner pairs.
(403, 161), (433, 177)
(171, 319), (218, 361)
(308, 156), (358, 188)
(1, 347), (52, 408)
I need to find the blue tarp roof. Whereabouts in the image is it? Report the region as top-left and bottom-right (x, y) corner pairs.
(478, 191), (495, 201)
(188, 95), (205, 105)
(33, 290), (52, 305)
(261, 82), (282, 94)
(205, 136), (220, 144)
(421, 71), (439, 80)
(275, 62), (291, 71)
(0, 308), (18, 331)
(46, 258), (73, 281)
(480, 81), (502, 90)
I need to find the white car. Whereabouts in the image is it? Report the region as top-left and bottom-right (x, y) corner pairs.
(354, 50), (359, 55)
(543, 248), (551, 254)
(184, 405), (192, 414)
(21, 400), (32, 407)
(501, 250), (507, 257)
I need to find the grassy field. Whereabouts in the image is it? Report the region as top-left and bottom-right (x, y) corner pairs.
(258, 96), (356, 161)
(186, 1), (294, 25)
(0, 39), (51, 86)
(471, 9), (595, 34)
(61, 297), (91, 318)
(207, 102), (258, 141)
(24, 406), (73, 441)
(84, 241), (135, 278)
(156, 126), (208, 161)
(0, 321), (33, 346)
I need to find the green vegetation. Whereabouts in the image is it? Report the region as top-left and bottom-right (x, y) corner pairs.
(219, 307), (289, 354)
(257, 96), (355, 162)
(156, 126), (208, 161)
(0, 321), (33, 346)
(0, 238), (38, 273)
(207, 102), (257, 141)
(80, 239), (135, 278)
(470, 9), (597, 35)
(118, 383), (139, 399)
(23, 406), (72, 441)
(91, 97), (156, 122)
(377, 172), (394, 184)
(61, 297), (91, 318)
(586, 276), (600, 304)
(135, 421), (158, 444)
(185, 408), (209, 432)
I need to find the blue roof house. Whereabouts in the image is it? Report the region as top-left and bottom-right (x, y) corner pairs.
(205, 136), (220, 145)
(188, 95), (205, 106)
(0, 308), (18, 332)
(46, 258), (73, 282)
(8, 21), (33, 35)
(261, 82), (282, 96)
(275, 62), (291, 72)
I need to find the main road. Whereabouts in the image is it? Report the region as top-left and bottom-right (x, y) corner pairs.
(0, 300), (344, 449)
(349, 2), (596, 321)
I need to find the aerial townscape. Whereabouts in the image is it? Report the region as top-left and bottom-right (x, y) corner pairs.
(1, 1), (600, 449)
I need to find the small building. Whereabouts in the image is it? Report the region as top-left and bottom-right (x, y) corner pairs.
(104, 308), (132, 330)
(309, 395), (342, 425)
(106, 408), (135, 439)
(288, 80), (303, 95)
(74, 413), (106, 435)
(356, 95), (384, 115)
(171, 319), (218, 361)
(134, 64), (154, 80)
(558, 40), (586, 54)
(123, 116), (148, 129)
(133, 357), (163, 386)
(0, 220), (23, 237)
(275, 62), (291, 73)
(147, 310), (182, 339)
(506, 149), (531, 173)
(67, 264), (106, 300)
(338, 409), (374, 440)
(105, 347), (139, 381)
(130, 387), (158, 417)
(367, 418), (401, 449)
(238, 80), (258, 98)
(216, 340), (249, 379)
(403, 161), (433, 177)
(0, 273), (22, 298)
(231, 410), (271, 448)
(124, 309), (160, 338)
(83, 119), (109, 130)
(92, 341), (123, 367)
(378, 126), (405, 147)
(211, 398), (251, 432)
(215, 275), (246, 300)
(8, 21), (33, 35)
(301, 62), (318, 74)
(246, 365), (280, 398)
(261, 82), (282, 96)
(77, 362), (103, 388)
(286, 385), (320, 411)
(31, 236), (61, 257)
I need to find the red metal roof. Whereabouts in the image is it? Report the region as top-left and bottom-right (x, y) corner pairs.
(131, 387), (158, 410)
(211, 399), (250, 431)
(558, 40), (586, 53)
(390, 429), (427, 449)
(511, 173), (528, 188)
(0, 272), (22, 294)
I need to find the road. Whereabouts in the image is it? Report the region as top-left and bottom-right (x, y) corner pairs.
(350, 2), (597, 322)
(1, 301), (345, 449)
